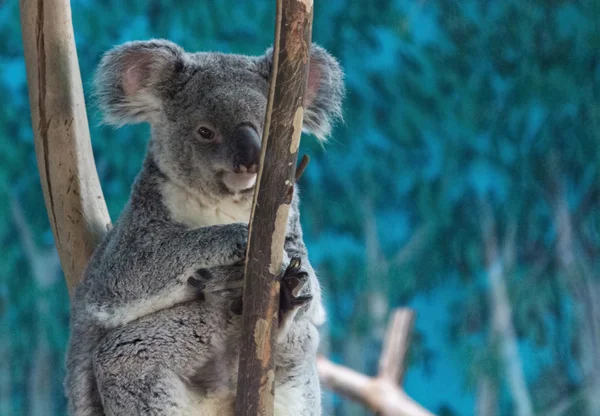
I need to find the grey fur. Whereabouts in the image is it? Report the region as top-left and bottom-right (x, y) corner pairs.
(65, 39), (344, 416)
(260, 45), (345, 140)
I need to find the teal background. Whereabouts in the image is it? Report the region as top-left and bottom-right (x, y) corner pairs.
(1, 0), (600, 415)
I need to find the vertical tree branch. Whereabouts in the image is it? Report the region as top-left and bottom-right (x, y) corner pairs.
(19, 0), (111, 295)
(481, 206), (534, 416)
(378, 309), (415, 385)
(235, 0), (314, 414)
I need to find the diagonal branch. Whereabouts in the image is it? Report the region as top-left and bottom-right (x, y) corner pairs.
(19, 0), (111, 295)
(318, 308), (435, 416)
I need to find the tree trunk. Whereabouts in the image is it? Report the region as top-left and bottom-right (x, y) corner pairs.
(234, 0), (314, 414)
(19, 0), (111, 295)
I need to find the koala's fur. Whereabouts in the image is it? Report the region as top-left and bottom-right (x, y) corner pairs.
(64, 39), (344, 416)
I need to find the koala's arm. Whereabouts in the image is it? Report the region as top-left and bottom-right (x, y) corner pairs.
(83, 220), (247, 328)
(283, 191), (326, 326)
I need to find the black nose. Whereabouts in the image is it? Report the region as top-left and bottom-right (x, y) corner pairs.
(232, 125), (261, 173)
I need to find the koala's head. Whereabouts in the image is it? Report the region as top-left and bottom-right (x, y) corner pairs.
(94, 39), (344, 199)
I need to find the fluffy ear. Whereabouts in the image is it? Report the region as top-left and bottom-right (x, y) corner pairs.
(303, 45), (345, 141)
(259, 44), (345, 141)
(94, 39), (185, 126)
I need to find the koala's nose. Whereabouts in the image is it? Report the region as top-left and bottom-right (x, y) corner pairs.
(232, 125), (261, 174)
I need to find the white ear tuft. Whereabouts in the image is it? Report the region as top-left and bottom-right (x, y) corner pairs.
(302, 45), (345, 141)
(94, 39), (185, 126)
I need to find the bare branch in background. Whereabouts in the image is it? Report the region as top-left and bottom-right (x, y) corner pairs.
(318, 309), (435, 416)
(10, 194), (62, 415)
(378, 309), (415, 385)
(10, 194), (60, 288)
(549, 171), (600, 414)
(481, 205), (534, 416)
(476, 377), (498, 416)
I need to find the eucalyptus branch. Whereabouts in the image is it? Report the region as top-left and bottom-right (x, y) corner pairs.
(19, 0), (111, 295)
(235, 0), (315, 414)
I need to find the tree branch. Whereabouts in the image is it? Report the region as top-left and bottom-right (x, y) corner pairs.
(10, 194), (60, 288)
(318, 309), (435, 416)
(19, 0), (111, 295)
(378, 309), (415, 384)
(235, 0), (314, 414)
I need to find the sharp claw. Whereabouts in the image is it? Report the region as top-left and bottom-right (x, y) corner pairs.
(188, 276), (206, 289)
(196, 269), (212, 281)
(291, 295), (312, 306)
(279, 256), (312, 315)
(286, 257), (302, 274)
(230, 298), (243, 315)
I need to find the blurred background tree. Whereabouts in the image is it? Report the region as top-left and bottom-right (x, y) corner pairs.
(1, 0), (599, 415)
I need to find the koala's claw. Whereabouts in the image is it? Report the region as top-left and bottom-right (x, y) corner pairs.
(286, 293), (313, 308)
(229, 257), (311, 320)
(286, 256), (302, 274)
(279, 257), (311, 319)
(187, 268), (212, 290)
(234, 242), (247, 260)
(230, 297), (244, 316)
(230, 223), (249, 260)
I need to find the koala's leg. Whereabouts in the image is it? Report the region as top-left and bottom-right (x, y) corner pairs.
(65, 325), (105, 416)
(274, 319), (322, 416)
(93, 299), (239, 416)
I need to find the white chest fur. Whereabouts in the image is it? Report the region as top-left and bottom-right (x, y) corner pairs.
(161, 181), (252, 228)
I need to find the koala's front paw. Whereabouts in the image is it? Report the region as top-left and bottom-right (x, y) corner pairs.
(228, 223), (249, 263)
(188, 261), (245, 294)
(187, 268), (212, 292)
(227, 257), (312, 322)
(279, 257), (312, 322)
(230, 296), (244, 316)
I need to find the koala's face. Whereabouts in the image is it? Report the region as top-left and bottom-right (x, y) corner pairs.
(95, 40), (344, 198)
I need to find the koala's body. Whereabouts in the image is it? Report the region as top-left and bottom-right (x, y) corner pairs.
(64, 40), (343, 416)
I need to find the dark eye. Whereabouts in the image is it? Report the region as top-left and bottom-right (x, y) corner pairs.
(197, 126), (215, 141)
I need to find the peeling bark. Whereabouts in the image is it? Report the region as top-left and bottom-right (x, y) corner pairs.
(234, 0), (314, 414)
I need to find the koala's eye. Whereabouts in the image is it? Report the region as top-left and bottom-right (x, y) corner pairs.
(197, 126), (215, 141)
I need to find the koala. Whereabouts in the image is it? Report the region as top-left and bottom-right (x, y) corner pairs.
(64, 39), (344, 416)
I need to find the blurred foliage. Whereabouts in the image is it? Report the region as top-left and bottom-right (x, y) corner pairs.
(1, 0), (600, 415)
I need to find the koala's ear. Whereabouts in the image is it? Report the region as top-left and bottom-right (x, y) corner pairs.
(94, 39), (185, 126)
(303, 45), (345, 141)
(259, 44), (345, 141)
